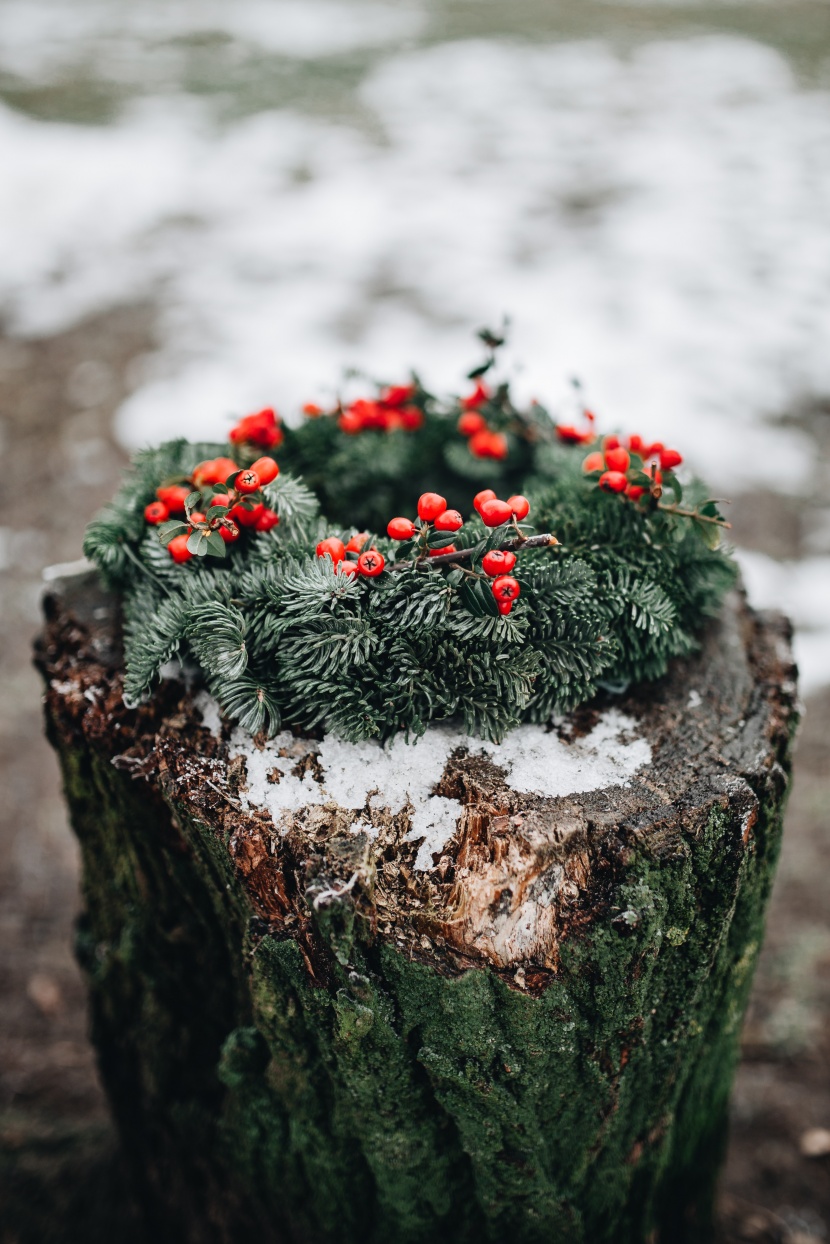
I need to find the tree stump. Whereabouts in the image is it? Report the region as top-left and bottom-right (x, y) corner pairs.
(36, 568), (798, 1244)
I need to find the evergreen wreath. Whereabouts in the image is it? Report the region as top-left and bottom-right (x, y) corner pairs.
(84, 331), (737, 744)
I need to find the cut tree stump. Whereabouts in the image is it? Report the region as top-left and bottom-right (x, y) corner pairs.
(36, 569), (798, 1244)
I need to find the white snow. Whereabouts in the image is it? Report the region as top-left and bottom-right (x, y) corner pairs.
(736, 550), (830, 695)
(226, 708), (651, 869)
(4, 6), (830, 692)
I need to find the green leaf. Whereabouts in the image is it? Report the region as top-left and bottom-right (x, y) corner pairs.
(185, 491), (202, 511)
(158, 521), (188, 545)
(663, 472), (683, 504)
(466, 358), (494, 380)
(187, 529), (206, 555)
(427, 533), (459, 549)
(188, 602), (248, 678)
(207, 504), (229, 520)
(205, 531), (227, 558)
(445, 569), (464, 586)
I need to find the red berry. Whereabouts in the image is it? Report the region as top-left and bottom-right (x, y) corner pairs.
(156, 484), (191, 515)
(428, 544), (456, 557)
(398, 407), (424, 431)
(599, 471), (628, 493)
(604, 447), (630, 473)
(236, 469), (260, 494)
(387, 517), (416, 540)
(381, 384), (416, 408)
(168, 534), (193, 563)
(219, 521), (240, 542)
(603, 435), (621, 451)
(496, 599), (513, 616)
(316, 537), (346, 565)
(357, 548), (385, 577)
(434, 509), (463, 532)
(144, 501), (169, 524)
(627, 434), (645, 454)
(249, 456), (279, 485)
(345, 532), (369, 553)
(457, 411), (487, 437)
(473, 489), (497, 513)
(229, 502), (264, 528)
(417, 492), (447, 522)
(461, 381), (490, 410)
(229, 408), (282, 449)
(338, 560), (359, 576)
(626, 484), (646, 500)
(506, 495), (530, 520)
(188, 511), (207, 527)
(338, 410), (363, 434)
(469, 430), (508, 459)
(492, 575), (521, 602)
(644, 441), (664, 460)
(481, 549), (517, 576)
(193, 457), (238, 487)
(582, 451), (605, 473)
(659, 448), (683, 470)
(479, 498), (513, 527)
(255, 507), (280, 532)
(303, 403), (323, 417)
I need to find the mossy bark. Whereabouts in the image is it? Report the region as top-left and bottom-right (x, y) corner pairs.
(36, 572), (798, 1244)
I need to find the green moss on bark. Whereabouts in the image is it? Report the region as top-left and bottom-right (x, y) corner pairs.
(52, 731), (790, 1244)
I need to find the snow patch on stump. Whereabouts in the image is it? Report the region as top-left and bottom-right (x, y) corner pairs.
(215, 707), (651, 871)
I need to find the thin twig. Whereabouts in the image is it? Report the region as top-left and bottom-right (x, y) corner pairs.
(656, 504), (731, 528)
(390, 532), (558, 572)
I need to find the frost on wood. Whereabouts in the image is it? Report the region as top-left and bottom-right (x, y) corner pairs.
(37, 572), (798, 1244)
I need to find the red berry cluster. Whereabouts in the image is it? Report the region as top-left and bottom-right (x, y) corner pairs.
(456, 382), (508, 460)
(582, 436), (682, 501)
(316, 532), (385, 577)
(473, 490), (529, 614)
(335, 385), (424, 435)
(387, 492), (464, 558)
(147, 454), (280, 563)
(229, 407), (283, 449)
(472, 489), (530, 527)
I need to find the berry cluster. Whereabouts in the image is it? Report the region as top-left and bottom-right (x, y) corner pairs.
(315, 532), (386, 577)
(148, 454), (280, 563)
(456, 382), (509, 460)
(229, 407), (283, 450)
(582, 436), (683, 501)
(329, 385), (425, 435)
(384, 489), (531, 615)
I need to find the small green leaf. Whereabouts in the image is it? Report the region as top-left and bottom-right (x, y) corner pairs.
(466, 358), (494, 380)
(207, 505), (229, 520)
(664, 472), (683, 504)
(427, 533), (459, 549)
(205, 531), (227, 557)
(158, 520), (188, 545)
(187, 529), (205, 555)
(446, 569), (464, 586)
(185, 491), (202, 511)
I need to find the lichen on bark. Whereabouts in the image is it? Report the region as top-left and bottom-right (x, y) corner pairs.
(37, 572), (798, 1243)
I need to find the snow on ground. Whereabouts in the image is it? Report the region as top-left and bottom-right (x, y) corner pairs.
(2, 0), (829, 688)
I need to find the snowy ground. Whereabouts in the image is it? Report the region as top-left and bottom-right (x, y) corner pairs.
(1, 0), (829, 682)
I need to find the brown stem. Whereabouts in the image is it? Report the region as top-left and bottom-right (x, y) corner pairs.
(390, 532), (558, 572)
(657, 504), (731, 528)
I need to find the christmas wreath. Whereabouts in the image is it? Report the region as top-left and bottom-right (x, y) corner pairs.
(84, 332), (736, 744)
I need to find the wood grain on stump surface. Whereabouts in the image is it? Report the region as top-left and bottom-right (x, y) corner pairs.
(35, 571), (799, 1244)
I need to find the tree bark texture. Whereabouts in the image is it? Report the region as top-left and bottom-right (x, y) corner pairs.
(36, 570), (798, 1244)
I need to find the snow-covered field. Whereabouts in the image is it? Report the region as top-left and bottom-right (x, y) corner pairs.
(2, 0), (829, 686)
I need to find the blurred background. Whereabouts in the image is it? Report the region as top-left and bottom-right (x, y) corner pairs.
(0, 1), (828, 1240)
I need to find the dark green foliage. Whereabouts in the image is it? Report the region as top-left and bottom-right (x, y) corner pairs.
(84, 417), (737, 743)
